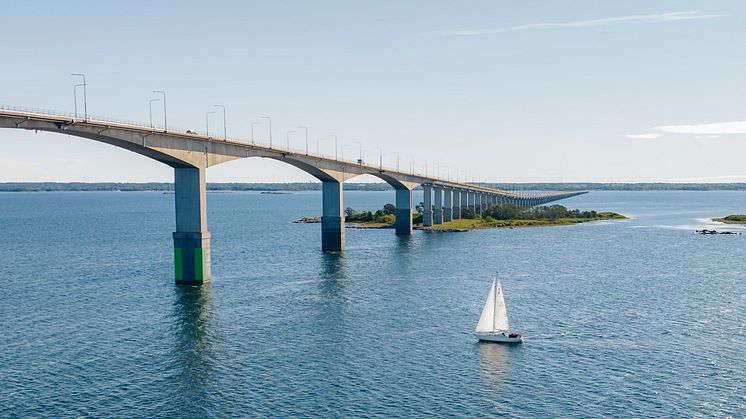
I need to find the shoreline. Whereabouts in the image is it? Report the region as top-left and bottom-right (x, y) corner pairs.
(296, 214), (627, 231)
(712, 215), (746, 225)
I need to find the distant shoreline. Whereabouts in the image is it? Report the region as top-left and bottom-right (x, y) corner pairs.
(2, 182), (746, 192)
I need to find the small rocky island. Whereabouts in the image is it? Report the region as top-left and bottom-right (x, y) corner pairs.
(295, 203), (626, 231)
(712, 214), (746, 224)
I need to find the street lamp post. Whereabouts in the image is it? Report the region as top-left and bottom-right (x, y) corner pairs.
(298, 126), (308, 155)
(327, 135), (338, 160)
(214, 105), (226, 140)
(152, 90), (167, 131)
(71, 73), (87, 120)
(261, 116), (272, 148)
(149, 98), (160, 128)
(251, 122), (260, 145)
(286, 130), (295, 151)
(206, 111), (216, 137)
(73, 84), (84, 118)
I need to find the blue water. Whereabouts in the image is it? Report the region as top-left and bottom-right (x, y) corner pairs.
(1, 191), (744, 417)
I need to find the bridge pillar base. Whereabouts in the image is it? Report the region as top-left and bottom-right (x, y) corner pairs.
(173, 166), (211, 285)
(422, 184), (433, 227)
(322, 181), (344, 251)
(173, 231), (211, 285)
(443, 188), (452, 222)
(451, 191), (456, 220)
(395, 188), (412, 235)
(433, 186), (443, 225)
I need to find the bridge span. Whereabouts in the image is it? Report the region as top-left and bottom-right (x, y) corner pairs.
(0, 105), (587, 284)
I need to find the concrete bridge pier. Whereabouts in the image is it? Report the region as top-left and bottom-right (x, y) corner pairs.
(453, 189), (456, 220)
(433, 186), (443, 224)
(395, 188), (413, 235)
(322, 181), (345, 251)
(461, 190), (469, 215)
(443, 188), (453, 222)
(475, 193), (482, 214)
(173, 166), (211, 285)
(422, 184), (433, 227)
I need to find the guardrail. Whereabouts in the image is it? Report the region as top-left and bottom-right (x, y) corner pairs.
(0, 103), (586, 200)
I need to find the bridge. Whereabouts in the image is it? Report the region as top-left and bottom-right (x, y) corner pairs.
(0, 105), (587, 284)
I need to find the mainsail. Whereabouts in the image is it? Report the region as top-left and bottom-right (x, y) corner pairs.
(475, 278), (510, 333)
(475, 279), (496, 333)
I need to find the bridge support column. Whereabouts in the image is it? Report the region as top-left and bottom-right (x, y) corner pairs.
(395, 188), (413, 235)
(443, 188), (453, 222)
(173, 166), (211, 285)
(422, 184), (433, 227)
(452, 190), (461, 219)
(461, 190), (469, 215)
(433, 186), (443, 225)
(322, 181), (344, 251)
(475, 193), (482, 214)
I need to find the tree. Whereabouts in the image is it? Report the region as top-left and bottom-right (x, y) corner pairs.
(383, 203), (396, 215)
(345, 207), (356, 218)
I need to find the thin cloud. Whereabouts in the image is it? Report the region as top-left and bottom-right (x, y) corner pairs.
(654, 121), (746, 135)
(626, 133), (662, 139)
(434, 10), (723, 36)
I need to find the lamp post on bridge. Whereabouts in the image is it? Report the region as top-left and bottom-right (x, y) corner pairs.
(286, 130), (295, 151)
(71, 73), (87, 120)
(261, 116), (272, 148)
(152, 90), (167, 131)
(298, 126), (308, 155)
(205, 111), (216, 137)
(251, 122), (260, 145)
(214, 105), (226, 140)
(73, 84), (84, 119)
(328, 135), (338, 160)
(149, 98), (160, 128)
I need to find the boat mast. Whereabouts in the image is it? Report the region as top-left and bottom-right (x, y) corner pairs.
(492, 272), (497, 333)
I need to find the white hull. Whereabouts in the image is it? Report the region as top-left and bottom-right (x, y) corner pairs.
(475, 333), (523, 343)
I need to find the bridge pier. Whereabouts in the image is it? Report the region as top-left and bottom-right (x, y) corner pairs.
(173, 166), (211, 285)
(452, 190), (461, 219)
(475, 192), (482, 214)
(322, 181), (344, 251)
(461, 190), (469, 216)
(443, 188), (453, 222)
(395, 188), (413, 235)
(433, 186), (443, 225)
(422, 184), (433, 227)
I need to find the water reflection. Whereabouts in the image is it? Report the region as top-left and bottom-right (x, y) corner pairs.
(171, 285), (219, 409)
(475, 342), (510, 383)
(320, 252), (347, 280)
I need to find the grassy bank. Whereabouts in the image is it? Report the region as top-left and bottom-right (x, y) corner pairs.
(421, 212), (626, 231)
(713, 214), (746, 224)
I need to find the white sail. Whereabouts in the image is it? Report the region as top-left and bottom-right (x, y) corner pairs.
(475, 279), (496, 333)
(493, 280), (510, 332)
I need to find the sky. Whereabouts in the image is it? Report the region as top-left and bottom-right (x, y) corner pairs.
(2, 0), (745, 183)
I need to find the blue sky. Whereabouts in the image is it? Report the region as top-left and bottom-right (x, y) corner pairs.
(2, 1), (745, 183)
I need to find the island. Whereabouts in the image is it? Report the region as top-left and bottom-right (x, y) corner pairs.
(297, 203), (626, 231)
(713, 214), (746, 224)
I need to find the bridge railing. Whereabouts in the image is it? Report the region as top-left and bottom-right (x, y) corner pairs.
(0, 104), (586, 199)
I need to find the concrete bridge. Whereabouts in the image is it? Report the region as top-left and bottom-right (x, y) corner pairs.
(0, 105), (588, 284)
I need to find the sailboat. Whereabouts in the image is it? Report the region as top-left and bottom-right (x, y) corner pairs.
(475, 275), (523, 343)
